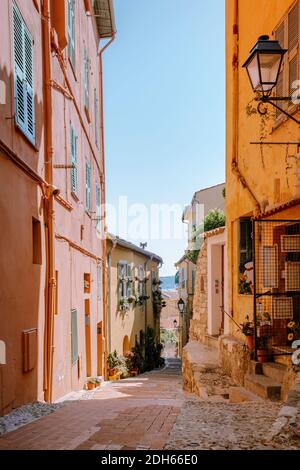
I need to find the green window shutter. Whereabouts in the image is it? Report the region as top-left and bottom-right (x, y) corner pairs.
(13, 3), (35, 144)
(97, 265), (102, 300)
(84, 49), (89, 109)
(86, 161), (91, 211)
(70, 126), (78, 194)
(71, 309), (78, 364)
(94, 89), (99, 147)
(96, 182), (101, 231)
(68, 0), (75, 67)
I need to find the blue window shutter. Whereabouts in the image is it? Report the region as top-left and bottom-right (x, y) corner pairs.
(68, 0), (75, 67)
(86, 161), (91, 211)
(70, 126), (78, 194)
(13, 3), (35, 144)
(71, 309), (78, 364)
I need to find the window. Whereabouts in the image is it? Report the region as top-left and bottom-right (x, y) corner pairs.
(239, 218), (253, 294)
(67, 0), (75, 68)
(32, 217), (42, 264)
(85, 160), (91, 211)
(70, 125), (78, 195)
(138, 266), (144, 297)
(84, 48), (89, 110)
(96, 182), (101, 232)
(71, 309), (78, 365)
(84, 273), (91, 293)
(94, 89), (99, 147)
(118, 262), (128, 299)
(97, 264), (102, 301)
(13, 3), (35, 144)
(275, 1), (299, 118)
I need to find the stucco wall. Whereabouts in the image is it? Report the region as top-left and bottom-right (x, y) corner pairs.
(189, 241), (208, 343)
(226, 0), (300, 335)
(107, 242), (160, 356)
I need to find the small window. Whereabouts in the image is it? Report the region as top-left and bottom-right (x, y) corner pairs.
(32, 217), (42, 264)
(13, 3), (35, 144)
(67, 0), (75, 68)
(84, 273), (90, 293)
(85, 160), (91, 212)
(118, 262), (129, 300)
(238, 218), (253, 294)
(71, 309), (78, 365)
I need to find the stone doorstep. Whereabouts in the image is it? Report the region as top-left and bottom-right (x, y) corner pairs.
(262, 362), (287, 383)
(244, 373), (282, 401)
(229, 386), (264, 403)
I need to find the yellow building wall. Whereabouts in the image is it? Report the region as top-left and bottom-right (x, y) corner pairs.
(226, 0), (300, 337)
(107, 242), (160, 355)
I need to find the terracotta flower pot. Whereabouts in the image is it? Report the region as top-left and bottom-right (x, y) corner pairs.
(108, 368), (116, 377)
(257, 349), (268, 363)
(87, 382), (95, 390)
(245, 335), (254, 351)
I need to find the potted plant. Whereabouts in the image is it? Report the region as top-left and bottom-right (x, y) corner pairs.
(86, 377), (96, 390)
(124, 350), (143, 376)
(240, 315), (254, 351)
(107, 350), (119, 376)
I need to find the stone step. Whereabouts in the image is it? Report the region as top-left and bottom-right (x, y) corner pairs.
(244, 373), (281, 401)
(274, 354), (292, 367)
(249, 360), (263, 375)
(262, 362), (287, 383)
(229, 386), (264, 403)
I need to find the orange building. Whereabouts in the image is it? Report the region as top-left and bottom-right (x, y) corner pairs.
(0, 0), (116, 415)
(224, 0), (300, 391)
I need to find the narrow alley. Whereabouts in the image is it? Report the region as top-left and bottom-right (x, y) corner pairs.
(0, 356), (298, 451)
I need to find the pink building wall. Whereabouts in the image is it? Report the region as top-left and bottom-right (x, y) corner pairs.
(0, 0), (115, 413)
(0, 0), (46, 414)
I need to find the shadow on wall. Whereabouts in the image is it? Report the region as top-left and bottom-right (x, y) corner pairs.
(0, 65), (45, 416)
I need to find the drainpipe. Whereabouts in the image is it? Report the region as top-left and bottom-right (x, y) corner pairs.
(230, 0), (261, 213)
(42, 0), (55, 403)
(99, 31), (115, 381)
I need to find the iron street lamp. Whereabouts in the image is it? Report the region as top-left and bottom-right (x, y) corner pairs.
(177, 298), (185, 314)
(243, 35), (300, 125)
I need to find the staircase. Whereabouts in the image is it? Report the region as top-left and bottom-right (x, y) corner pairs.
(244, 360), (287, 401)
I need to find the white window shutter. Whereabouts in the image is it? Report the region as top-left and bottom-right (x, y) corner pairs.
(84, 49), (89, 109)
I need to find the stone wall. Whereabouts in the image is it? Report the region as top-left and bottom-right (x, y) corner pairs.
(218, 335), (250, 386)
(189, 241), (208, 343)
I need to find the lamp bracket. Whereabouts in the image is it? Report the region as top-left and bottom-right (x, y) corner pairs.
(259, 96), (300, 125)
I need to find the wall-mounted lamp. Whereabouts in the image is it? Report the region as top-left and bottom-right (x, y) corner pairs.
(177, 298), (185, 314)
(173, 319), (178, 329)
(243, 35), (300, 125)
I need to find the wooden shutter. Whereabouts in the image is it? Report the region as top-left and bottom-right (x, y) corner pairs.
(275, 21), (285, 48)
(70, 126), (78, 194)
(13, 4), (35, 144)
(71, 309), (78, 364)
(84, 48), (89, 109)
(68, 0), (75, 67)
(289, 55), (298, 96)
(288, 2), (299, 51)
(86, 161), (91, 211)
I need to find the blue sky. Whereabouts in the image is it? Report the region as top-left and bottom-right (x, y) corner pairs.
(103, 0), (225, 276)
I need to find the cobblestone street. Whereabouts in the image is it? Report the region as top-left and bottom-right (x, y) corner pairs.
(0, 358), (299, 450)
